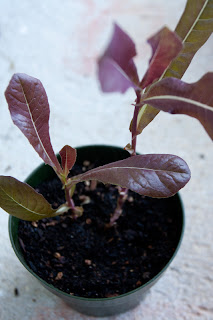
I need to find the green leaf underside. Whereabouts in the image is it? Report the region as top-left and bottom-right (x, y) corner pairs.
(0, 176), (56, 221)
(69, 154), (190, 198)
(135, 0), (213, 134)
(5, 73), (61, 173)
(164, 0), (213, 79)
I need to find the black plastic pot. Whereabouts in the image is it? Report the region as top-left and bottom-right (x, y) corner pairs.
(9, 145), (185, 317)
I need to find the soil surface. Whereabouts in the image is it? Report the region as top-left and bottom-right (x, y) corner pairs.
(18, 161), (182, 298)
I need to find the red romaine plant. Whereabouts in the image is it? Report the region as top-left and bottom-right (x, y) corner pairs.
(0, 73), (190, 222)
(0, 0), (212, 225)
(97, 0), (213, 223)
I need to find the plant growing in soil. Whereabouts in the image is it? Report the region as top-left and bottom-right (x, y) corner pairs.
(0, 0), (213, 227)
(0, 71), (191, 223)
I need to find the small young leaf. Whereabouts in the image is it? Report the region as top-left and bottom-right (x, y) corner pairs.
(142, 73), (213, 140)
(69, 154), (190, 198)
(55, 203), (70, 215)
(5, 73), (62, 173)
(98, 23), (139, 93)
(140, 27), (182, 89)
(0, 176), (56, 221)
(59, 145), (76, 178)
(124, 143), (134, 155)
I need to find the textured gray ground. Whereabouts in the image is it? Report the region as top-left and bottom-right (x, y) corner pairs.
(0, 1), (213, 319)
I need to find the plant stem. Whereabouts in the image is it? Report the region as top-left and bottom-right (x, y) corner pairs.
(109, 187), (128, 226)
(108, 90), (142, 227)
(90, 180), (98, 191)
(65, 183), (84, 219)
(65, 185), (75, 210)
(131, 90), (141, 156)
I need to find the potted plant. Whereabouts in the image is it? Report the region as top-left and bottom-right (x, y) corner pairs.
(1, 0), (213, 317)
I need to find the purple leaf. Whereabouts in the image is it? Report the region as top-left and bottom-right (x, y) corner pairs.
(140, 27), (183, 89)
(0, 176), (56, 221)
(59, 145), (76, 178)
(132, 0), (213, 135)
(5, 73), (62, 173)
(69, 154), (190, 198)
(98, 23), (139, 93)
(142, 73), (213, 140)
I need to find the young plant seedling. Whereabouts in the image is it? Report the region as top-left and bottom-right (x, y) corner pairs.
(0, 0), (212, 225)
(97, 0), (213, 224)
(0, 72), (190, 222)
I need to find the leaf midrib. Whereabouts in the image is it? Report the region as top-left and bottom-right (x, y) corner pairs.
(144, 94), (213, 111)
(159, 1), (209, 81)
(182, 0), (209, 43)
(20, 80), (54, 167)
(0, 185), (46, 216)
(135, 0), (211, 132)
(72, 165), (187, 183)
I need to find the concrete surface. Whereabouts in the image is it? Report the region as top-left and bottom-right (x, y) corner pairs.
(0, 0), (213, 319)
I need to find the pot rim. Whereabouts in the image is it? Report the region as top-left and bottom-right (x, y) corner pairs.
(8, 144), (185, 302)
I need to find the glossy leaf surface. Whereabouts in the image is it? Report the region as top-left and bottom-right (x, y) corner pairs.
(143, 73), (213, 140)
(135, 0), (213, 134)
(59, 145), (76, 178)
(140, 27), (182, 89)
(69, 154), (190, 198)
(0, 176), (56, 221)
(98, 23), (139, 93)
(5, 73), (61, 173)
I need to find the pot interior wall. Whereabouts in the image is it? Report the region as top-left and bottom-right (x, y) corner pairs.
(9, 145), (184, 317)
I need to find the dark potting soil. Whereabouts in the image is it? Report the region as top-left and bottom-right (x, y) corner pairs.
(18, 161), (182, 298)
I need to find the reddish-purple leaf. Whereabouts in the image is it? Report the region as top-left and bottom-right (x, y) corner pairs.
(140, 27), (183, 89)
(142, 73), (213, 140)
(98, 23), (139, 93)
(59, 145), (76, 178)
(134, 1), (213, 135)
(69, 154), (190, 198)
(5, 73), (62, 173)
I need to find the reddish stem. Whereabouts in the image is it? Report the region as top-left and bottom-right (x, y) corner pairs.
(108, 90), (142, 227)
(90, 180), (98, 191)
(65, 186), (75, 210)
(109, 187), (128, 226)
(131, 90), (141, 156)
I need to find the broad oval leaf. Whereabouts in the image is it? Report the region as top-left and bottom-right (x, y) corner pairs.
(98, 23), (139, 93)
(140, 27), (182, 89)
(69, 154), (190, 198)
(59, 145), (76, 178)
(142, 73), (213, 140)
(135, 0), (213, 134)
(0, 176), (56, 221)
(5, 73), (62, 173)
